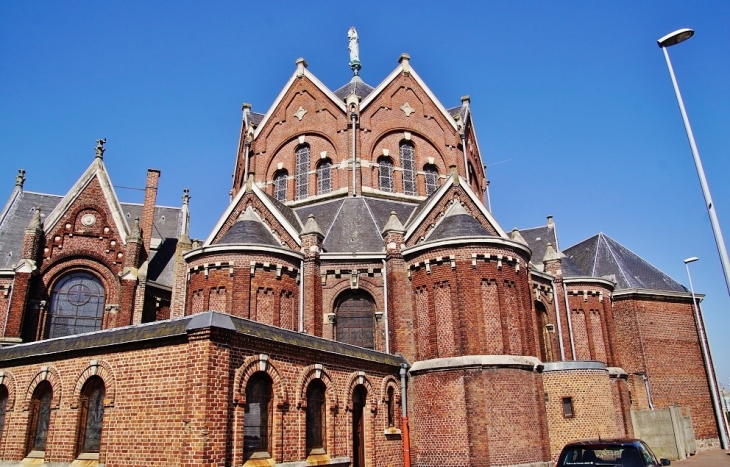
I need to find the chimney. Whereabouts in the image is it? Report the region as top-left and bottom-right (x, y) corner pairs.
(141, 169), (160, 261)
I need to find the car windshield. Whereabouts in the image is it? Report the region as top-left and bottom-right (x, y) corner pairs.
(558, 446), (645, 467)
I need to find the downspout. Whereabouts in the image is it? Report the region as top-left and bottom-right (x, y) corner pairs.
(460, 132), (469, 186)
(640, 373), (655, 410)
(563, 286), (576, 360)
(382, 260), (390, 354)
(243, 139), (251, 184)
(351, 108), (358, 197)
(550, 279), (566, 361)
(400, 364), (411, 467)
(298, 260), (304, 332)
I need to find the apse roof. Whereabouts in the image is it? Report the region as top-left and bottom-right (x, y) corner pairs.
(425, 202), (492, 242)
(333, 76), (375, 101)
(520, 224), (558, 269)
(563, 232), (687, 292)
(215, 209), (280, 247)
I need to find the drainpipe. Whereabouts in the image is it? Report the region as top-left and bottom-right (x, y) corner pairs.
(550, 279), (566, 361)
(638, 372), (655, 410)
(298, 259), (304, 332)
(351, 107), (358, 197)
(563, 287), (576, 360)
(382, 260), (390, 354)
(243, 139), (251, 183)
(400, 364), (411, 467)
(460, 132), (469, 186)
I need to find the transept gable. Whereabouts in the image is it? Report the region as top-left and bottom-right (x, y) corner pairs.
(204, 179), (302, 250)
(404, 172), (507, 247)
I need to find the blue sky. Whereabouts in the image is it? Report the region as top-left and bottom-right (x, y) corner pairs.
(2, 2), (730, 385)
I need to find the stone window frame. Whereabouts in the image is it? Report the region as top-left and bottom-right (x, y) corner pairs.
(295, 144), (311, 200)
(48, 271), (106, 339)
(400, 141), (416, 196)
(377, 156), (394, 193)
(316, 158), (333, 195)
(25, 380), (53, 457)
(273, 169), (288, 202)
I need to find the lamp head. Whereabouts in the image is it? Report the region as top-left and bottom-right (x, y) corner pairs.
(684, 257), (699, 264)
(658, 28), (694, 48)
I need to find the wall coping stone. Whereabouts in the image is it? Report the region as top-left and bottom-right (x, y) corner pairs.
(542, 360), (606, 372)
(409, 355), (542, 375)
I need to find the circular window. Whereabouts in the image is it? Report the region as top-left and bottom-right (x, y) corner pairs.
(67, 283), (92, 305)
(81, 213), (96, 226)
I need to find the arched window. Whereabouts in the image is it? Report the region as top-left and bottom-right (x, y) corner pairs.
(335, 290), (375, 349)
(0, 385), (7, 443)
(49, 272), (105, 338)
(76, 376), (105, 455)
(424, 164), (439, 196)
(352, 385), (366, 467)
(273, 170), (288, 202)
(386, 386), (395, 428)
(306, 380), (326, 454)
(295, 144), (310, 200)
(535, 301), (551, 362)
(316, 159), (332, 195)
(244, 372), (273, 458)
(401, 141), (416, 196)
(467, 162), (479, 191)
(377, 156), (394, 193)
(26, 381), (52, 454)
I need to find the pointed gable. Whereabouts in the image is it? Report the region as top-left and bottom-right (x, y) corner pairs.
(563, 233), (686, 292)
(425, 201), (493, 242)
(216, 207), (280, 247)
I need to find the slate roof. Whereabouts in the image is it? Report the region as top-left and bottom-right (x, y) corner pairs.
(425, 203), (492, 242)
(447, 105), (467, 122)
(260, 190), (303, 231)
(249, 112), (265, 126)
(519, 223), (584, 276)
(293, 196), (418, 254)
(0, 190), (183, 287)
(333, 76), (375, 101)
(215, 210), (280, 247)
(563, 233), (687, 292)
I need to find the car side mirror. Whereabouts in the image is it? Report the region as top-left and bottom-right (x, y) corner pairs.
(660, 459), (671, 466)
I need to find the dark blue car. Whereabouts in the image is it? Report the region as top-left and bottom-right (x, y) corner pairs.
(557, 438), (671, 467)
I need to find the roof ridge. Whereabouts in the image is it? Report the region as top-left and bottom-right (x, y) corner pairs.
(322, 199), (347, 242)
(599, 233), (634, 286)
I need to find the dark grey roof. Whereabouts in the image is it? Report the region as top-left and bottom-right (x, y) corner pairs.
(447, 105), (467, 122)
(520, 225), (558, 267)
(120, 203), (182, 240)
(0, 311), (405, 368)
(147, 238), (178, 286)
(333, 76), (375, 101)
(425, 213), (492, 242)
(563, 233), (686, 292)
(259, 190), (303, 231)
(216, 219), (280, 246)
(249, 112), (265, 126)
(0, 191), (61, 269)
(293, 196), (418, 254)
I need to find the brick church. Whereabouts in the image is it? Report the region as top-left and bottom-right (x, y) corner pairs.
(0, 30), (724, 467)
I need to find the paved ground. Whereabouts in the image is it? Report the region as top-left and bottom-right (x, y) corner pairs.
(676, 450), (730, 466)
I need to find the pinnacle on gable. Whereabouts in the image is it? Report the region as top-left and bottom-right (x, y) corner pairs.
(129, 217), (142, 243)
(26, 207), (42, 231)
(381, 211), (405, 235)
(547, 215), (554, 227)
(15, 169), (26, 189)
(398, 53), (411, 74)
(95, 138), (106, 160)
(510, 228), (528, 246)
(296, 57), (308, 77)
(301, 214), (324, 238)
(542, 242), (562, 263)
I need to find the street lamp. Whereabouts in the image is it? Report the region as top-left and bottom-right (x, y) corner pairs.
(658, 29), (730, 297)
(683, 257), (729, 448)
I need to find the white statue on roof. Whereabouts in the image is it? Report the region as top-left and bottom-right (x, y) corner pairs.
(348, 27), (361, 75)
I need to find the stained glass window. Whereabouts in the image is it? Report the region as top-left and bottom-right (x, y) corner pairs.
(424, 165), (439, 196)
(273, 171), (288, 202)
(77, 376), (105, 454)
(27, 381), (52, 453)
(306, 380), (326, 452)
(0, 385), (7, 442)
(401, 142), (416, 195)
(49, 272), (104, 338)
(244, 373), (273, 457)
(296, 145), (310, 200)
(378, 157), (393, 193)
(317, 160), (332, 195)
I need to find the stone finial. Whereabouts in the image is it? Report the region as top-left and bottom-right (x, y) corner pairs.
(547, 215), (554, 226)
(450, 165), (460, 185)
(242, 102), (252, 111)
(182, 189), (190, 206)
(511, 228), (528, 246)
(542, 242), (562, 263)
(26, 207), (42, 231)
(15, 169), (26, 189)
(296, 57), (308, 77)
(399, 53), (411, 74)
(301, 214), (324, 238)
(95, 138), (106, 159)
(382, 211), (405, 235)
(461, 95), (471, 104)
(129, 217), (142, 243)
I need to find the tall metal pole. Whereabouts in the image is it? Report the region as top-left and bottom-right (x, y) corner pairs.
(662, 46), (730, 296)
(684, 258), (729, 449)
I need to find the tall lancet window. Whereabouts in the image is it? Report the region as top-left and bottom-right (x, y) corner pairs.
(317, 159), (332, 195)
(378, 156), (394, 193)
(273, 170), (288, 202)
(296, 145), (310, 200)
(401, 141), (416, 196)
(424, 164), (439, 196)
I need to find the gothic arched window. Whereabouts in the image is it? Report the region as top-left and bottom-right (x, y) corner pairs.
(377, 156), (394, 193)
(244, 372), (273, 458)
(401, 141), (416, 195)
(0, 385), (7, 443)
(76, 376), (105, 455)
(316, 159), (332, 195)
(306, 379), (326, 454)
(49, 272), (105, 338)
(26, 381), (52, 454)
(424, 164), (439, 196)
(273, 170), (288, 202)
(295, 145), (310, 200)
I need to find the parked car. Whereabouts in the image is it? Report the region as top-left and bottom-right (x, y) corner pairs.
(556, 438), (671, 467)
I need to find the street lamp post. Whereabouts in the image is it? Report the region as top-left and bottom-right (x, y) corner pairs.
(684, 257), (728, 449)
(658, 29), (730, 297)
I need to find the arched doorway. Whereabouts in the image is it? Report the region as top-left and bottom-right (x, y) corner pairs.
(535, 301), (551, 362)
(352, 385), (366, 467)
(335, 290), (375, 349)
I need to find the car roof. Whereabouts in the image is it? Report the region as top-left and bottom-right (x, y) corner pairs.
(563, 438), (643, 448)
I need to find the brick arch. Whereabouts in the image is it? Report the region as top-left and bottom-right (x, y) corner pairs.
(70, 360), (116, 409)
(24, 366), (62, 410)
(68, 203), (111, 235)
(368, 129), (446, 170)
(343, 371), (377, 411)
(0, 370), (18, 411)
(296, 364), (337, 410)
(233, 354), (288, 408)
(41, 255), (120, 304)
(265, 132), (339, 180)
(379, 375), (401, 405)
(326, 278), (382, 315)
